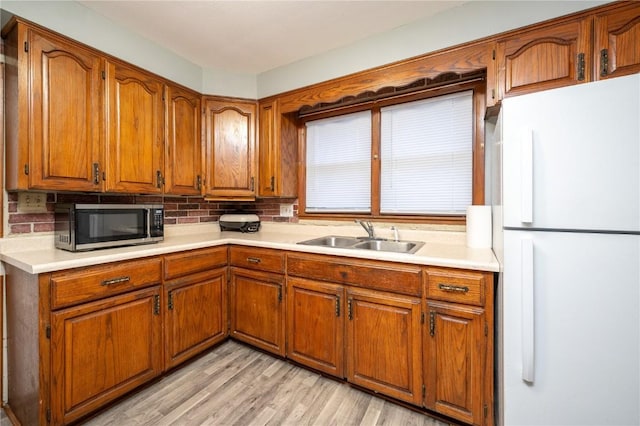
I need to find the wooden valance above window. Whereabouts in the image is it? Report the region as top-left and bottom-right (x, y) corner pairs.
(298, 69), (486, 117)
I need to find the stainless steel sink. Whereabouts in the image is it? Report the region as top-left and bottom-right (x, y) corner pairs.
(351, 239), (424, 254)
(296, 235), (362, 248)
(297, 235), (424, 254)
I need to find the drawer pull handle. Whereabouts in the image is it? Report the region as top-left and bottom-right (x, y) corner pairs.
(247, 257), (261, 264)
(438, 283), (469, 293)
(101, 276), (131, 286)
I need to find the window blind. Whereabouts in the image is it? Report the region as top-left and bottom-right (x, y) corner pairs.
(380, 91), (473, 215)
(305, 111), (372, 212)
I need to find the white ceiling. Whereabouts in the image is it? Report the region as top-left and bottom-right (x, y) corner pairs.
(78, 1), (466, 75)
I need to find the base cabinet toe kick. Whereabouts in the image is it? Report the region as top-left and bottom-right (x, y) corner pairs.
(4, 246), (494, 425)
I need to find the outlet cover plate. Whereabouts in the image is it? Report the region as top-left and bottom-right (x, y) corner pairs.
(280, 204), (294, 217)
(17, 192), (47, 213)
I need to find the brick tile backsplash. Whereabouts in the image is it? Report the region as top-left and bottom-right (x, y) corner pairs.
(5, 192), (299, 235)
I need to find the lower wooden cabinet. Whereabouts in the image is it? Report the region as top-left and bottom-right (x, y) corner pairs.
(5, 245), (494, 426)
(424, 301), (486, 425)
(229, 267), (285, 356)
(346, 287), (423, 405)
(163, 247), (228, 369)
(50, 286), (163, 425)
(286, 277), (345, 377)
(165, 269), (227, 369)
(424, 267), (494, 426)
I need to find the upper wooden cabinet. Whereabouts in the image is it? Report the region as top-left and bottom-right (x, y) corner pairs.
(594, 3), (640, 80)
(203, 97), (257, 200)
(257, 99), (298, 197)
(496, 17), (591, 98)
(164, 84), (202, 195)
(105, 61), (165, 193)
(3, 22), (104, 192)
(3, 18), (166, 194)
(497, 3), (640, 99)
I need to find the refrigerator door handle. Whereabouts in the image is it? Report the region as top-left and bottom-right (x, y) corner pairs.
(522, 237), (535, 383)
(521, 129), (533, 224)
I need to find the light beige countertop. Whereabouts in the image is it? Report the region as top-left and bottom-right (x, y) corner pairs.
(0, 222), (498, 275)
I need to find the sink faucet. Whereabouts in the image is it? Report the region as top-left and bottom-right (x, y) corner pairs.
(355, 220), (376, 239)
(391, 226), (399, 242)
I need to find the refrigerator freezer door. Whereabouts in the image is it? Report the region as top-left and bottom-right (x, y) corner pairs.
(502, 230), (640, 426)
(502, 73), (640, 232)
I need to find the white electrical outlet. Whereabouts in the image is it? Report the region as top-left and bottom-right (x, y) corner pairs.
(280, 204), (294, 217)
(17, 192), (47, 213)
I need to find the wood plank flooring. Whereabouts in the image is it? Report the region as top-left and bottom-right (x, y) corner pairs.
(82, 340), (453, 426)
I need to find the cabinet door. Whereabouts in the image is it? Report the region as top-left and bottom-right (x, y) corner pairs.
(50, 286), (162, 425)
(106, 61), (164, 193)
(594, 3), (640, 80)
(424, 300), (486, 426)
(229, 267), (285, 356)
(287, 277), (344, 377)
(165, 84), (202, 195)
(346, 288), (422, 405)
(29, 28), (104, 191)
(496, 18), (591, 98)
(165, 269), (227, 369)
(258, 100), (298, 198)
(203, 98), (256, 200)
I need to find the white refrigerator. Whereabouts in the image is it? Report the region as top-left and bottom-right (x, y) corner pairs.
(491, 73), (640, 425)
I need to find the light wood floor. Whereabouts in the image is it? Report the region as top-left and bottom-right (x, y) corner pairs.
(82, 340), (454, 426)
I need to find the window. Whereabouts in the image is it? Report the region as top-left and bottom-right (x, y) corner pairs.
(305, 111), (371, 212)
(380, 91), (473, 215)
(300, 83), (484, 223)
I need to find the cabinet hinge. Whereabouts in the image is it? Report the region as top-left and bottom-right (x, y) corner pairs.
(484, 404), (488, 418)
(46, 408), (51, 423)
(24, 41), (29, 52)
(168, 291), (174, 310)
(485, 322), (489, 336)
(347, 299), (353, 320)
(429, 311), (435, 336)
(156, 170), (164, 188)
(101, 70), (106, 80)
(250, 177), (255, 192)
(335, 295), (340, 317)
(93, 163), (100, 185)
(24, 164), (29, 175)
(277, 286), (283, 302)
(492, 49), (495, 60)
(45, 325), (51, 339)
(270, 176), (275, 192)
(421, 311), (425, 324)
(491, 89), (495, 100)
(577, 53), (585, 81)
(422, 384), (426, 399)
(196, 175), (202, 190)
(153, 295), (160, 315)
(600, 49), (609, 77)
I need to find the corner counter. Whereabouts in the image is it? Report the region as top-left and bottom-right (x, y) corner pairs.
(0, 222), (498, 274)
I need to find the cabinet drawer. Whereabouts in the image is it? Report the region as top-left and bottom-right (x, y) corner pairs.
(164, 246), (227, 280)
(287, 253), (421, 297)
(229, 246), (285, 274)
(425, 267), (489, 306)
(50, 257), (162, 309)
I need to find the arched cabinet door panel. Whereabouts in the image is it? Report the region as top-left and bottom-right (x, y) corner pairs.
(496, 18), (591, 98)
(203, 98), (257, 200)
(594, 3), (640, 80)
(105, 61), (164, 194)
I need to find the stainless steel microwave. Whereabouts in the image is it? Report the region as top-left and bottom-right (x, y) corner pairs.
(55, 204), (164, 252)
